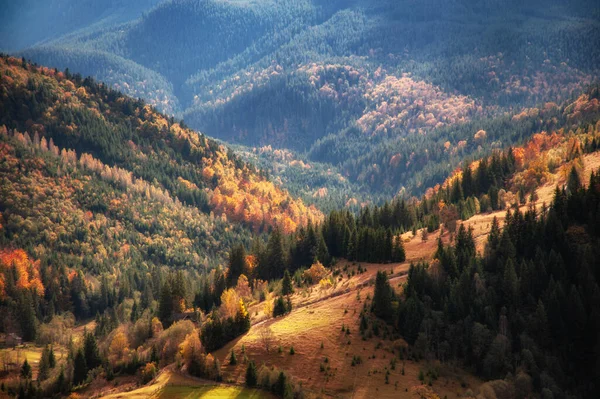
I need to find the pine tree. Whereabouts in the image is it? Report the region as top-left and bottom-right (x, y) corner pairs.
(21, 359), (32, 379)
(227, 244), (247, 287)
(264, 227), (285, 280)
(229, 349), (237, 365)
(38, 346), (50, 381)
(245, 361), (257, 387)
(281, 269), (294, 296)
(373, 271), (393, 321)
(73, 349), (88, 386)
(83, 331), (101, 370)
(131, 300), (139, 322)
(19, 292), (37, 341)
(158, 280), (174, 327)
(273, 295), (289, 317)
(567, 166), (581, 194)
(48, 346), (55, 368)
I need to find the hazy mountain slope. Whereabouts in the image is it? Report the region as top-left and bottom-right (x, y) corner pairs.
(0, 0), (162, 52)
(7, 0), (600, 202)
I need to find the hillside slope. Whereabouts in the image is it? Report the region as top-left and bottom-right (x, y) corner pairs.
(0, 55), (320, 322)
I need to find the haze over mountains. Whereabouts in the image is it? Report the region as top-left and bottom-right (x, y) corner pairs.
(5, 0), (600, 204)
(1, 2), (600, 398)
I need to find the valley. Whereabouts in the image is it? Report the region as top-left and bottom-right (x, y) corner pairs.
(1, 1), (600, 398)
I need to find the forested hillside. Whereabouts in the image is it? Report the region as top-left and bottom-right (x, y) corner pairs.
(9, 0), (599, 203)
(367, 168), (600, 398)
(0, 55), (320, 325)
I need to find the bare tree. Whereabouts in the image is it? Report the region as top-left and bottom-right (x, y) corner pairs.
(259, 326), (275, 353)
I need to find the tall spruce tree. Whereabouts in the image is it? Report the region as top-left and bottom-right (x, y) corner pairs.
(281, 269), (294, 296)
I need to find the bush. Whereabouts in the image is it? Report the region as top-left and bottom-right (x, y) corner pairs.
(140, 362), (157, 384)
(351, 355), (362, 366)
(273, 295), (291, 317)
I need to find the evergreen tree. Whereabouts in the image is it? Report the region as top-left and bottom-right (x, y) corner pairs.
(229, 349), (237, 365)
(131, 300), (139, 323)
(21, 359), (32, 379)
(273, 295), (290, 317)
(158, 280), (174, 327)
(73, 349), (88, 386)
(18, 292), (37, 341)
(372, 271), (393, 321)
(48, 346), (56, 368)
(38, 346), (50, 381)
(264, 227), (285, 280)
(281, 269), (294, 296)
(83, 331), (101, 370)
(567, 166), (581, 194)
(227, 244), (247, 287)
(245, 361), (257, 387)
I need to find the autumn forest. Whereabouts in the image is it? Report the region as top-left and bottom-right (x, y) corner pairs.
(1, 1), (600, 399)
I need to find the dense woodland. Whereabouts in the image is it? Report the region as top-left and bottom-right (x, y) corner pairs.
(0, 55), (320, 338)
(369, 168), (600, 398)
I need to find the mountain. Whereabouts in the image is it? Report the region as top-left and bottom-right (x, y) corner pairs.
(9, 0), (600, 203)
(0, 55), (320, 304)
(1, 3), (600, 399)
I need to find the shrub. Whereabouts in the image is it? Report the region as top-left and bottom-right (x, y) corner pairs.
(351, 355), (362, 366)
(140, 362), (157, 384)
(303, 261), (327, 283)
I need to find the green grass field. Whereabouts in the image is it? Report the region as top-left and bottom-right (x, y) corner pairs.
(157, 385), (268, 399)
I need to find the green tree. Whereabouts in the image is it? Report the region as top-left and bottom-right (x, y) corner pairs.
(18, 292), (37, 341)
(264, 227), (285, 280)
(38, 346), (51, 381)
(158, 280), (174, 327)
(83, 331), (101, 370)
(21, 359), (32, 379)
(73, 349), (88, 386)
(372, 271), (393, 321)
(48, 346), (55, 368)
(281, 269), (294, 296)
(567, 166), (581, 194)
(227, 244), (247, 287)
(273, 295), (290, 317)
(245, 361), (257, 387)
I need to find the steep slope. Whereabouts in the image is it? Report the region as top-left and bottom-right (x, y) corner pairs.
(0, 55), (320, 289)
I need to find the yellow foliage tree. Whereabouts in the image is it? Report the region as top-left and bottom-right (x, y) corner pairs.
(220, 288), (240, 319)
(108, 330), (129, 366)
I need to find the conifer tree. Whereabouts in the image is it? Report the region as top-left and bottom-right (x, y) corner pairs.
(227, 244), (247, 287)
(158, 280), (174, 327)
(282, 269), (294, 296)
(83, 331), (101, 370)
(245, 361), (257, 387)
(373, 271), (393, 321)
(264, 227), (285, 280)
(21, 359), (32, 379)
(73, 349), (88, 386)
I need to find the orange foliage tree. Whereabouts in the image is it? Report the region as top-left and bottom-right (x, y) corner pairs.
(0, 249), (44, 298)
